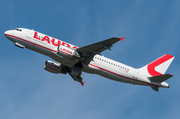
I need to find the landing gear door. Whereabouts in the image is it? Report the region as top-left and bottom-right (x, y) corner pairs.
(27, 29), (33, 39)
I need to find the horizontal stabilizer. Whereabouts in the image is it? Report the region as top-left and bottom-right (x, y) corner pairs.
(149, 74), (173, 83)
(151, 86), (159, 92)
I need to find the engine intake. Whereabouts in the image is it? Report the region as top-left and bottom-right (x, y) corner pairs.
(44, 60), (67, 74)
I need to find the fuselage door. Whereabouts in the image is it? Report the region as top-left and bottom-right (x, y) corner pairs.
(27, 29), (33, 39)
(133, 69), (139, 79)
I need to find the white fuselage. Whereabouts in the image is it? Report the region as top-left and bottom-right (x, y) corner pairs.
(4, 28), (169, 88)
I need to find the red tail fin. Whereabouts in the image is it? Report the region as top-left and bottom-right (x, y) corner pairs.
(140, 54), (174, 77)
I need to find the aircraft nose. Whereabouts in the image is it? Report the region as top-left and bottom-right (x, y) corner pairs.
(4, 30), (14, 39)
(4, 30), (12, 36)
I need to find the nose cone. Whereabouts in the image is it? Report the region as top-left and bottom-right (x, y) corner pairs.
(4, 30), (15, 40)
(4, 30), (15, 42)
(4, 30), (12, 36)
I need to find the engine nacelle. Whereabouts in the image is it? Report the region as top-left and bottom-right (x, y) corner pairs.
(44, 60), (67, 74)
(57, 45), (80, 59)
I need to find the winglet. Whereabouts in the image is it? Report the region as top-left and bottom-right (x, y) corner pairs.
(119, 37), (125, 41)
(82, 82), (86, 86)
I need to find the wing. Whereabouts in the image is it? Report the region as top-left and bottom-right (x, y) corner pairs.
(76, 37), (124, 64)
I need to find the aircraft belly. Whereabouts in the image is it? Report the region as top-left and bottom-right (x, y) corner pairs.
(5, 35), (17, 43)
(25, 42), (77, 68)
(96, 70), (149, 86)
(86, 63), (149, 86)
(22, 40), (53, 56)
(82, 63), (100, 74)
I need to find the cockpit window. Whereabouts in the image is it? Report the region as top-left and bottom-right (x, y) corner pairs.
(15, 28), (22, 32)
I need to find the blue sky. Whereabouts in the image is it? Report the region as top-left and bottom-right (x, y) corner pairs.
(0, 0), (180, 119)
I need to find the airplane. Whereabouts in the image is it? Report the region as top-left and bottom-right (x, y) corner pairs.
(4, 28), (175, 92)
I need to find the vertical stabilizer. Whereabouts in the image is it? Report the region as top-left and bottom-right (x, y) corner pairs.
(140, 54), (174, 77)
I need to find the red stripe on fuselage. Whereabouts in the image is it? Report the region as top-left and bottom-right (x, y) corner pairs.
(89, 63), (160, 87)
(5, 34), (57, 52)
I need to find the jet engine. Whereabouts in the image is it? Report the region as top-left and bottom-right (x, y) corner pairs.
(57, 45), (80, 59)
(44, 60), (67, 74)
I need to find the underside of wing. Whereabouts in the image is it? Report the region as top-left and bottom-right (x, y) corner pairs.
(76, 37), (124, 64)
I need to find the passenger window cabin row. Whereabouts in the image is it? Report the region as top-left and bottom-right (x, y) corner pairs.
(94, 56), (129, 71)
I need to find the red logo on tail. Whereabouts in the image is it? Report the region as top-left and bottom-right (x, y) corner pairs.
(147, 54), (174, 76)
